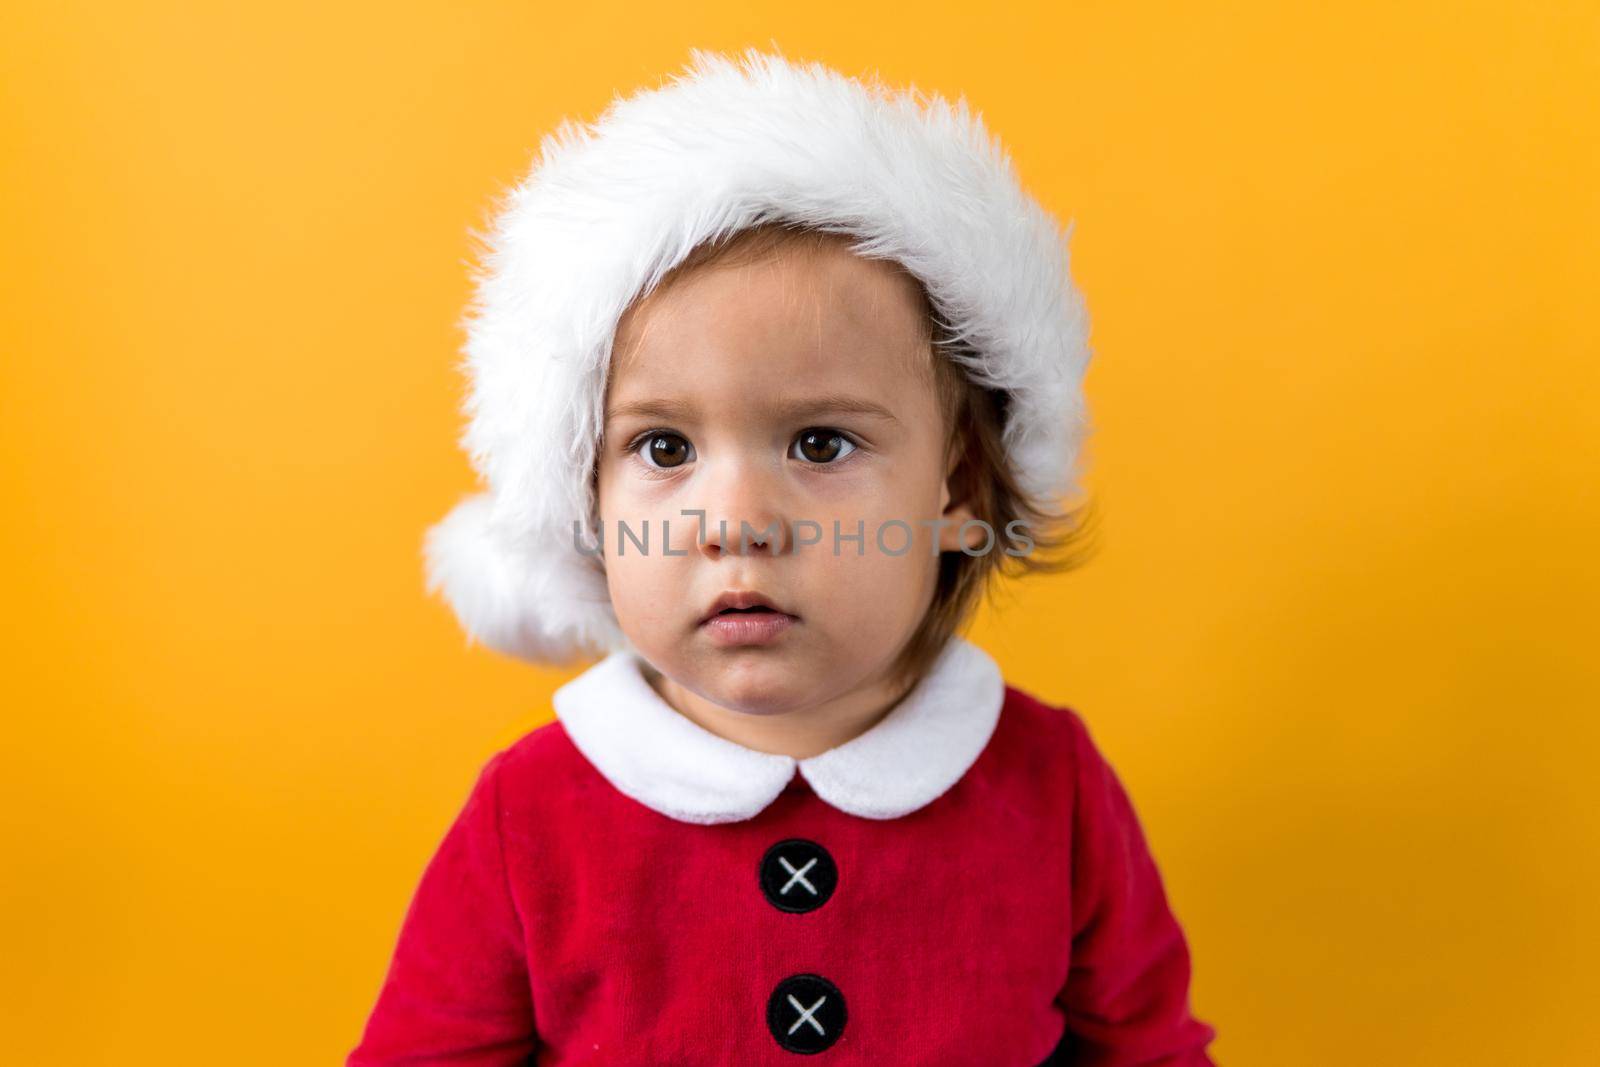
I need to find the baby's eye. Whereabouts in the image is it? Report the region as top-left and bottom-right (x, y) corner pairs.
(636, 431), (694, 469)
(791, 428), (858, 465)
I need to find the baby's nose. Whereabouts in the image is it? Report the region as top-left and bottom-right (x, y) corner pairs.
(692, 509), (792, 558)
(681, 455), (797, 558)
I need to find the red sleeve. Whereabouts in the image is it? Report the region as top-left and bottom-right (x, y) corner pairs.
(1058, 712), (1219, 1065)
(347, 748), (539, 1066)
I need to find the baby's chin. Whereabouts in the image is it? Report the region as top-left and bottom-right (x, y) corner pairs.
(684, 656), (824, 717)
(646, 644), (833, 718)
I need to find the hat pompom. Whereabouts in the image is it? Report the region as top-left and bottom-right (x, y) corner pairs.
(423, 492), (623, 666)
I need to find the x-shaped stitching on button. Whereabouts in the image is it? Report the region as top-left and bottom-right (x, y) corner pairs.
(786, 993), (828, 1035)
(778, 856), (818, 896)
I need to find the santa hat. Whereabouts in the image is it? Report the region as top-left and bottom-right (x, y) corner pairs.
(424, 46), (1092, 666)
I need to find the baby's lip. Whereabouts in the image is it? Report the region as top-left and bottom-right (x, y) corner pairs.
(698, 589), (797, 625)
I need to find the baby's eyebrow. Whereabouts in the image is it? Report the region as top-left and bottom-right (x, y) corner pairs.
(606, 393), (900, 425)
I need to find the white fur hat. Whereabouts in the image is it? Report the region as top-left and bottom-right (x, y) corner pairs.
(424, 46), (1092, 666)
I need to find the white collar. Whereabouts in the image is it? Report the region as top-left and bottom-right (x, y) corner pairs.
(551, 637), (1005, 825)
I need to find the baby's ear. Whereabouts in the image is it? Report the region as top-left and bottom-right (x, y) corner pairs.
(937, 433), (986, 551)
(938, 460), (980, 552)
(937, 496), (981, 551)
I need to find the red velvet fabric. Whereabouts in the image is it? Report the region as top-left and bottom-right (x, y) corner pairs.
(347, 686), (1218, 1065)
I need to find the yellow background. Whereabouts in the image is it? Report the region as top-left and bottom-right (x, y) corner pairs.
(4, 2), (1596, 1063)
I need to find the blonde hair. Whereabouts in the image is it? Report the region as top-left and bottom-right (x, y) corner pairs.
(603, 220), (1101, 696)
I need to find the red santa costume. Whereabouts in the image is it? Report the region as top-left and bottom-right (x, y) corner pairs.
(349, 47), (1218, 1065)
(348, 639), (1217, 1065)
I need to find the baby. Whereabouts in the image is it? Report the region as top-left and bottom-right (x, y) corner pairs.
(599, 222), (1064, 759)
(349, 48), (1218, 1066)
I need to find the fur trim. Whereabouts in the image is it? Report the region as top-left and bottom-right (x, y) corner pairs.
(426, 46), (1092, 664)
(551, 635), (1005, 824)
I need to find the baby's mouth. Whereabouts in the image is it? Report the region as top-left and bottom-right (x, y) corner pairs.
(704, 606), (799, 625)
(698, 590), (798, 626)
(698, 602), (801, 645)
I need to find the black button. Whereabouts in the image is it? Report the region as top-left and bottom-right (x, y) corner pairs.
(759, 838), (838, 913)
(767, 973), (846, 1053)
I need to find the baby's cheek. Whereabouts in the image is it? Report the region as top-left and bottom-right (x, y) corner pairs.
(805, 529), (936, 623)
(603, 554), (668, 627)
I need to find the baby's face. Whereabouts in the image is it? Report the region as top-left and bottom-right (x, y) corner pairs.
(596, 239), (975, 718)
